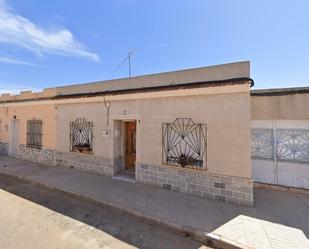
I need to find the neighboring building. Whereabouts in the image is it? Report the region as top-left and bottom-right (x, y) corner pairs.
(0, 61), (254, 206)
(251, 87), (309, 189)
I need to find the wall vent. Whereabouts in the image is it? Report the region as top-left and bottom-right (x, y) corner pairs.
(163, 184), (171, 190)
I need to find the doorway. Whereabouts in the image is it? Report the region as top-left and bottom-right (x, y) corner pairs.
(9, 119), (19, 156)
(125, 121), (136, 172)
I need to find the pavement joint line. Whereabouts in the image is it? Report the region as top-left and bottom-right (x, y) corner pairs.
(0, 170), (241, 249)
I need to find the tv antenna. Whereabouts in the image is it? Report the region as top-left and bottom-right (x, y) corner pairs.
(114, 50), (135, 77)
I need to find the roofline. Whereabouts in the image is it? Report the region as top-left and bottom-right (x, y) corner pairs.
(49, 60), (251, 91)
(251, 86), (309, 96)
(0, 77), (253, 104)
(54, 77), (253, 100)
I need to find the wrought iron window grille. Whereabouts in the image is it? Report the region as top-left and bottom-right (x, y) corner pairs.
(26, 119), (43, 149)
(162, 118), (207, 170)
(70, 118), (93, 154)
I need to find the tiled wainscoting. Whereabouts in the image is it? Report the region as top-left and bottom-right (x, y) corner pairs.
(18, 144), (55, 166)
(4, 143), (115, 176)
(112, 157), (123, 175)
(0, 142), (8, 155)
(55, 151), (114, 176)
(1, 142), (254, 206)
(136, 163), (254, 206)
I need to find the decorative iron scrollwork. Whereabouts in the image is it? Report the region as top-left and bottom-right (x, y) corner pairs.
(251, 128), (309, 163)
(276, 129), (309, 162)
(251, 129), (273, 160)
(70, 118), (93, 154)
(162, 118), (207, 170)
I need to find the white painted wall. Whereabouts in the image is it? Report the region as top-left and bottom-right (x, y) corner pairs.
(251, 119), (309, 189)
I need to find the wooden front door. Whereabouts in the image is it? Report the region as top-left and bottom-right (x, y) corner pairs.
(125, 121), (136, 171)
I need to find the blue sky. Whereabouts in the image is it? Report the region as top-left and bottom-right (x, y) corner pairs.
(0, 0), (309, 93)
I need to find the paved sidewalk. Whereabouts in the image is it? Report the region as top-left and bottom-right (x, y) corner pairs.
(0, 175), (207, 249)
(0, 156), (308, 249)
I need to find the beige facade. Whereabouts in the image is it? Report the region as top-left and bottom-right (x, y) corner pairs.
(55, 86), (251, 178)
(0, 105), (56, 148)
(251, 88), (309, 120)
(0, 61), (254, 205)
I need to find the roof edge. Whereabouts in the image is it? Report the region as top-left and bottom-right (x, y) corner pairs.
(54, 77), (253, 100)
(251, 86), (309, 96)
(0, 77), (253, 104)
(54, 60), (251, 90)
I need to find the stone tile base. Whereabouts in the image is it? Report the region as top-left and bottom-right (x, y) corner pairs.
(18, 144), (55, 166)
(113, 157), (123, 175)
(3, 142), (253, 206)
(136, 163), (254, 206)
(55, 151), (113, 176)
(0, 142), (8, 155)
(6, 143), (114, 177)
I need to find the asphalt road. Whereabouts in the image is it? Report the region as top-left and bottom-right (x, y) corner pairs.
(0, 174), (209, 249)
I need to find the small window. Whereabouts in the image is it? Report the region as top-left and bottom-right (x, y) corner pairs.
(27, 119), (43, 149)
(70, 118), (93, 154)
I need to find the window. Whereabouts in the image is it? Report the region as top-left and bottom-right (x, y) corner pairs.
(162, 118), (207, 170)
(27, 119), (43, 149)
(70, 118), (93, 154)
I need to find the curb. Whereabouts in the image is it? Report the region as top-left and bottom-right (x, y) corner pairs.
(0, 169), (241, 249)
(254, 182), (309, 195)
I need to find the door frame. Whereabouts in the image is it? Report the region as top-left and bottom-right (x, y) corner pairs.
(9, 118), (20, 156)
(124, 120), (137, 171)
(112, 115), (140, 175)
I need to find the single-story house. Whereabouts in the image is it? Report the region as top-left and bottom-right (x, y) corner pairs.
(2, 61), (308, 206)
